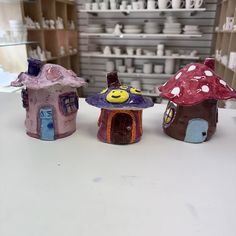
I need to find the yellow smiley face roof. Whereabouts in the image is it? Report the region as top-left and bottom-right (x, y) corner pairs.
(86, 72), (154, 110)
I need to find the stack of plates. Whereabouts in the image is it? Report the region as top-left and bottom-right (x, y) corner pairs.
(86, 24), (104, 33)
(183, 25), (201, 35)
(163, 22), (182, 34)
(123, 25), (142, 34)
(144, 22), (161, 34)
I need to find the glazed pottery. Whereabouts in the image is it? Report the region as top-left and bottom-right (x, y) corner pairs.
(86, 71), (154, 144)
(11, 59), (86, 141)
(158, 58), (236, 143)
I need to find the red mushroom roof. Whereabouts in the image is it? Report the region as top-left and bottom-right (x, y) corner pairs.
(159, 61), (236, 105)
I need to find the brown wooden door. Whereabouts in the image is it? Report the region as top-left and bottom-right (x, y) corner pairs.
(111, 113), (133, 144)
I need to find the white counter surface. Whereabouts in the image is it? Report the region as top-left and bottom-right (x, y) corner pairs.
(1, 93), (236, 236)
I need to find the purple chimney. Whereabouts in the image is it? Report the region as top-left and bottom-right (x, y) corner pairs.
(27, 58), (42, 76)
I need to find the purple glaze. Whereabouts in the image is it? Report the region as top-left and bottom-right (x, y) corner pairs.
(27, 58), (42, 76)
(86, 85), (154, 109)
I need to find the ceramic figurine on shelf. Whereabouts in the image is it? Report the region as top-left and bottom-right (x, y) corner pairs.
(86, 71), (154, 145)
(113, 24), (122, 35)
(11, 59), (86, 141)
(157, 58), (236, 143)
(49, 19), (55, 29)
(56, 17), (64, 30)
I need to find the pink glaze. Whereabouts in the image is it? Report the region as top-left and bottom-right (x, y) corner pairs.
(11, 63), (86, 140)
(11, 64), (86, 89)
(25, 85), (78, 139)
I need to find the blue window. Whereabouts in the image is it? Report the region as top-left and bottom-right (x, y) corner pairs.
(59, 92), (78, 115)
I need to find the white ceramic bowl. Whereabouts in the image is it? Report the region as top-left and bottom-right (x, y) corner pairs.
(118, 65), (126, 73)
(124, 25), (141, 29)
(144, 29), (161, 34)
(123, 29), (142, 34)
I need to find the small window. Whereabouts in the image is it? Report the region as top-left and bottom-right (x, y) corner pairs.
(163, 103), (176, 127)
(59, 92), (78, 115)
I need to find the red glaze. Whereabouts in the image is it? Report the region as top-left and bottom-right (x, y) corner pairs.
(159, 59), (236, 106)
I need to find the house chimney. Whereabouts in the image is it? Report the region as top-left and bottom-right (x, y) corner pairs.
(204, 58), (215, 71)
(107, 71), (121, 88)
(27, 58), (42, 76)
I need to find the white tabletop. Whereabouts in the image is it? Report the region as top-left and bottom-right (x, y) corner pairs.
(1, 93), (236, 236)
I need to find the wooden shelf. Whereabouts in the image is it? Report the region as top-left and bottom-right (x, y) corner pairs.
(80, 33), (202, 39)
(214, 0), (236, 90)
(21, 0), (79, 74)
(82, 52), (200, 60)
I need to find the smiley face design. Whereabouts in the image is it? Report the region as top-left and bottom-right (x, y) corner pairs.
(106, 89), (129, 103)
(130, 87), (142, 95)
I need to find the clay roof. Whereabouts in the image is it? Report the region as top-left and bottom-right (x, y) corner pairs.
(86, 72), (154, 110)
(11, 64), (86, 89)
(159, 60), (236, 105)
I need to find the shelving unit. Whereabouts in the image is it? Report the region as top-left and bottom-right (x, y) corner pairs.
(214, 0), (236, 89)
(22, 0), (79, 74)
(77, 0), (218, 96)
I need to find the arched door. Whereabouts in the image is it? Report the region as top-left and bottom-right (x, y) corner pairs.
(39, 107), (55, 141)
(184, 119), (208, 143)
(111, 113), (133, 144)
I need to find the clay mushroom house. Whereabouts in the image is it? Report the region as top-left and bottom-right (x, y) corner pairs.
(11, 59), (86, 141)
(158, 58), (236, 143)
(86, 71), (154, 145)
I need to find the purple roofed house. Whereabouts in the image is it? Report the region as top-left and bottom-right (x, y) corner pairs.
(11, 59), (86, 141)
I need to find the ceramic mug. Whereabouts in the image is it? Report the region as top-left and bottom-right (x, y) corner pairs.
(143, 63), (153, 74)
(115, 59), (123, 70)
(136, 48), (142, 56)
(158, 0), (171, 9)
(110, 0), (117, 10)
(185, 0), (195, 9)
(154, 64), (164, 73)
(92, 2), (99, 10)
(157, 49), (164, 56)
(126, 47), (134, 56)
(147, 0), (157, 10)
(106, 61), (115, 72)
(132, 1), (139, 10)
(100, 2), (108, 10)
(172, 0), (185, 9)
(121, 0), (128, 8)
(164, 59), (175, 74)
(127, 67), (135, 73)
(85, 3), (91, 10)
(194, 0), (204, 8)
(138, 0), (146, 9)
(118, 65), (126, 73)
